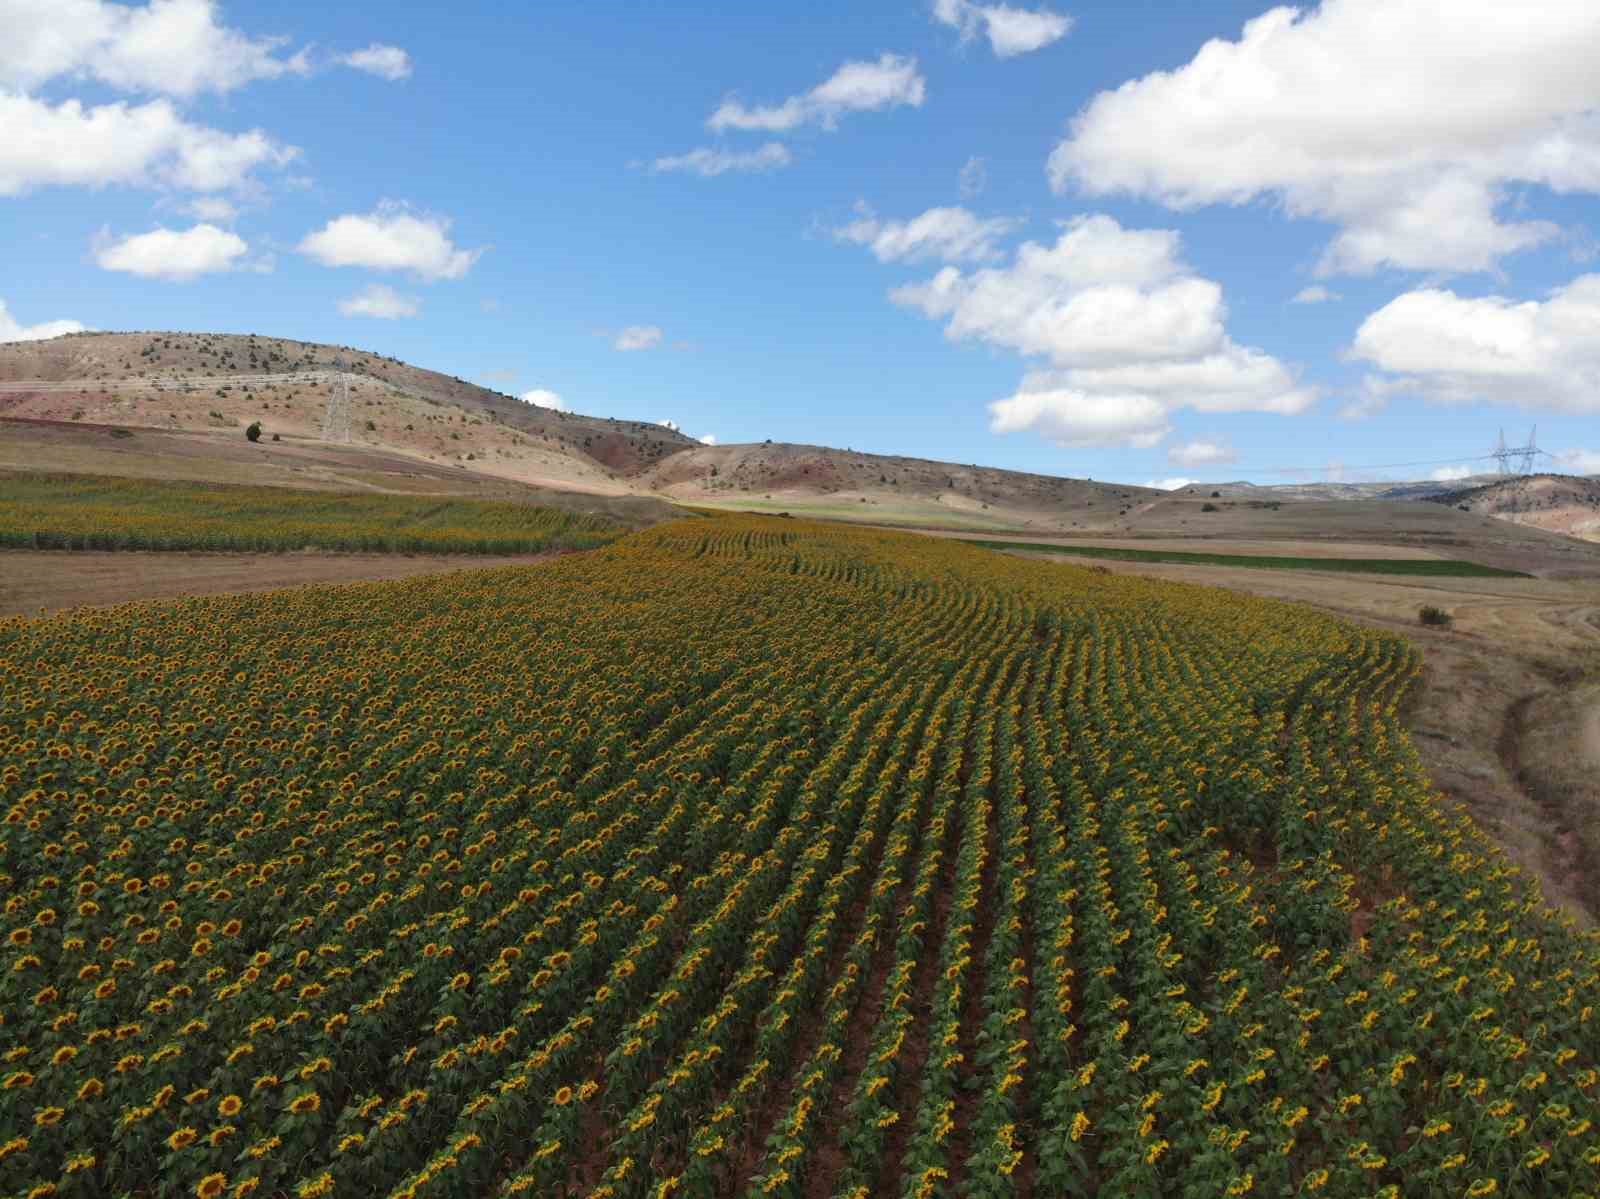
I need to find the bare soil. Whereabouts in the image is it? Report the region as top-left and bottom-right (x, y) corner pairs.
(0, 419), (681, 527)
(0, 549), (563, 617)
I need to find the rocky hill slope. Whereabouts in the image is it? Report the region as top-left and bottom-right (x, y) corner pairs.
(1427, 473), (1600, 542)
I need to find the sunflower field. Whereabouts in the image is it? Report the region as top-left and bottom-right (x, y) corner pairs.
(1, 516), (1595, 1199)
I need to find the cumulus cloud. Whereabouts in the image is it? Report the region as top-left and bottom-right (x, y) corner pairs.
(0, 92), (295, 195)
(1168, 438), (1236, 467)
(932, 0), (1073, 57)
(0, 298), (87, 343)
(95, 222), (247, 280)
(888, 214), (1315, 447)
(1291, 285), (1339, 304)
(340, 43), (410, 81)
(697, 433), (717, 445)
(338, 283), (419, 319)
(615, 325), (664, 352)
(0, 0), (310, 97)
(1048, 1), (1600, 275)
(1143, 477), (1199, 491)
(651, 142), (791, 177)
(520, 388), (568, 411)
(1351, 275), (1600, 412)
(835, 204), (1020, 264)
(708, 53), (925, 133)
(298, 203), (482, 280)
(1430, 464), (1474, 481)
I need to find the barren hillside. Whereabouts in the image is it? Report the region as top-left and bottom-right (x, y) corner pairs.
(1427, 473), (1600, 543)
(0, 330), (696, 491)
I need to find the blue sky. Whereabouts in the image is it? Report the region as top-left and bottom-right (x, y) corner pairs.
(4, 0), (1598, 486)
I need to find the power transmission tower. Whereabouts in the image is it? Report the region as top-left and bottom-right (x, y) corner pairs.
(1492, 427), (1539, 475)
(321, 354), (350, 443)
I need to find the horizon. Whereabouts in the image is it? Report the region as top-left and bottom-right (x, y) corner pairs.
(3, 0), (1599, 490)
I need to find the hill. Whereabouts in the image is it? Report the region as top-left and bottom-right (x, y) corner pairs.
(0, 330), (696, 492)
(4, 330), (1599, 560)
(1426, 472), (1600, 542)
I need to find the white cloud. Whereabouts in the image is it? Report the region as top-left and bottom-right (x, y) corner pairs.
(1168, 438), (1236, 467)
(0, 298), (87, 343)
(1554, 448), (1600, 474)
(1337, 375), (1409, 421)
(697, 433), (717, 446)
(1351, 275), (1600, 412)
(1430, 464), (1474, 481)
(835, 204), (1020, 264)
(340, 43), (410, 81)
(958, 155), (986, 198)
(94, 222), (247, 280)
(1048, 1), (1600, 275)
(183, 195), (237, 221)
(338, 283), (419, 319)
(1143, 476), (1199, 491)
(1291, 285), (1339, 304)
(651, 142), (791, 177)
(0, 92), (296, 195)
(616, 325), (664, 352)
(0, 0), (309, 97)
(520, 388), (568, 411)
(886, 214), (1315, 447)
(932, 0), (1073, 57)
(707, 53), (925, 133)
(298, 203), (482, 280)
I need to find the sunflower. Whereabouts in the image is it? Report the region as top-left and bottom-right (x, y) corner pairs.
(167, 1127), (198, 1151)
(218, 1094), (243, 1118)
(287, 1092), (320, 1116)
(196, 1173), (228, 1199)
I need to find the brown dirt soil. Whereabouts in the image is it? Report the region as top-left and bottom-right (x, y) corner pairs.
(0, 549), (564, 617)
(0, 419), (682, 527)
(1009, 550), (1600, 926)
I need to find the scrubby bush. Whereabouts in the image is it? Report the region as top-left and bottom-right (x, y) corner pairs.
(1419, 605), (1453, 628)
(245, 421), (261, 443)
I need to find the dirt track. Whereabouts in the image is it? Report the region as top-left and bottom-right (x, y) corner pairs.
(0, 549), (558, 617)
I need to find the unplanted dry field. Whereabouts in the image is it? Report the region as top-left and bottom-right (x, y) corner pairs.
(0, 549), (561, 616)
(4, 518), (1599, 1199)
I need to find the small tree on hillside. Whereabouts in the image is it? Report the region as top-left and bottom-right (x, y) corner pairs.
(246, 421), (262, 443)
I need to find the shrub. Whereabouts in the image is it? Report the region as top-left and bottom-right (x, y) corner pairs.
(245, 421), (262, 443)
(1201, 502), (1220, 512)
(1419, 605), (1453, 628)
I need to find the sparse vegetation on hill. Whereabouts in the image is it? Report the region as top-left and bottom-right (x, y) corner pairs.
(2, 518), (1596, 1197)
(0, 472), (621, 554)
(1427, 474), (1600, 544)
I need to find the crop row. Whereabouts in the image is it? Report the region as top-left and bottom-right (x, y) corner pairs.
(1, 516), (1595, 1198)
